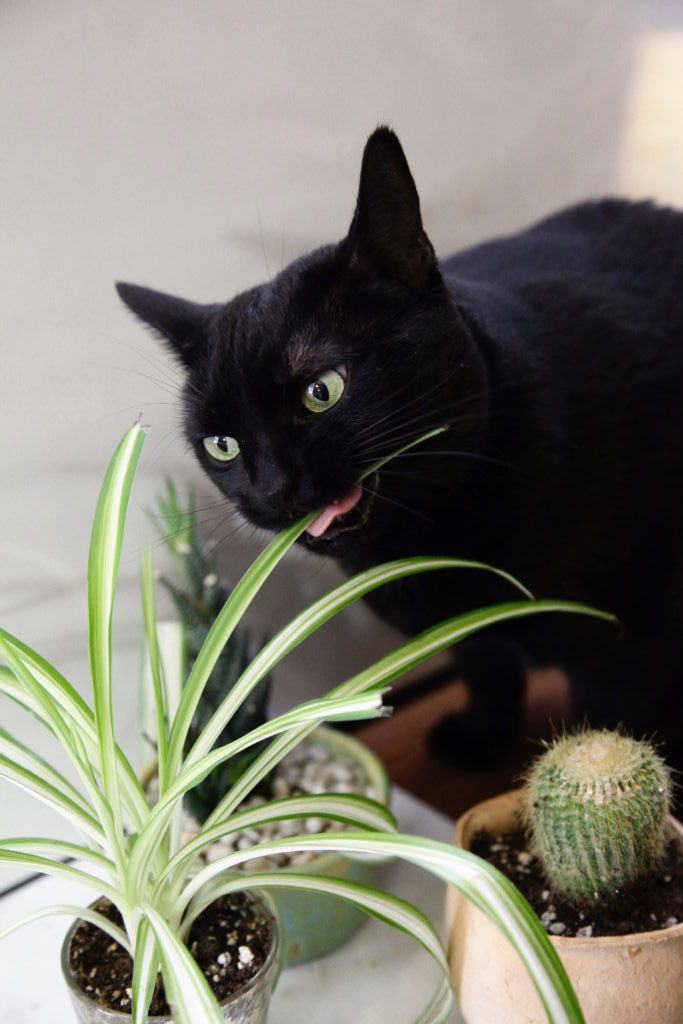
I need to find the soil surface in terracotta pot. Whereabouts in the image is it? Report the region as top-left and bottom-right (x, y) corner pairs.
(68, 892), (273, 1015)
(471, 828), (683, 938)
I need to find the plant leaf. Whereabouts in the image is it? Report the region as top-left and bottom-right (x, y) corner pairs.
(203, 599), (613, 830)
(141, 903), (224, 1024)
(87, 421), (147, 862)
(0, 630), (148, 829)
(140, 541), (169, 788)
(183, 871), (455, 1023)
(0, 847), (119, 904)
(131, 918), (161, 1024)
(165, 513), (315, 778)
(0, 903), (131, 954)
(129, 690), (386, 892)
(180, 832), (584, 1024)
(184, 555), (534, 768)
(157, 791), (396, 894)
(0, 728), (104, 843)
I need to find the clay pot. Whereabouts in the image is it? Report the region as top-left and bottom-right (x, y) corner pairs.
(444, 789), (683, 1024)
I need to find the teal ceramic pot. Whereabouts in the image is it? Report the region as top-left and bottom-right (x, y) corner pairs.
(142, 727), (390, 969)
(270, 727), (390, 966)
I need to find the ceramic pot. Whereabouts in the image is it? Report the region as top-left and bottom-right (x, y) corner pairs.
(142, 727), (390, 967)
(61, 891), (280, 1024)
(262, 726), (390, 966)
(444, 789), (683, 1024)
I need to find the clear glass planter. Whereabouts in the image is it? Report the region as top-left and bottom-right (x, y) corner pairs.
(61, 892), (280, 1024)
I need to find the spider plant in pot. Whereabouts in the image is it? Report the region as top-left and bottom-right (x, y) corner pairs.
(445, 729), (683, 1024)
(145, 480), (391, 966)
(0, 422), (612, 1024)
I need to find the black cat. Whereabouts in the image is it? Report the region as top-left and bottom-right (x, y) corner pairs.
(117, 127), (683, 770)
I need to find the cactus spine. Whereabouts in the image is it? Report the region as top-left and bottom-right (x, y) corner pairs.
(523, 729), (672, 902)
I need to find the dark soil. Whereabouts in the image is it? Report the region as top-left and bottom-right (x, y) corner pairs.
(471, 828), (683, 938)
(67, 892), (273, 1015)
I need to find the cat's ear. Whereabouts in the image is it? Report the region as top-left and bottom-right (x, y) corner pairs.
(116, 282), (212, 368)
(346, 127), (436, 291)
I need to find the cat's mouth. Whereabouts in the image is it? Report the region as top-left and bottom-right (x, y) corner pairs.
(305, 476), (376, 544)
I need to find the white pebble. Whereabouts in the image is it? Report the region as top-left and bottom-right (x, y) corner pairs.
(549, 922), (567, 935)
(238, 946), (254, 965)
(576, 926), (593, 938)
(204, 844), (229, 863)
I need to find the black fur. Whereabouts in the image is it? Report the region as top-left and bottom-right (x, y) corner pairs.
(117, 128), (683, 770)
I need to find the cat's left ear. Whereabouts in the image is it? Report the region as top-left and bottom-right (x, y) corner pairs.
(346, 127), (436, 292)
(116, 282), (212, 368)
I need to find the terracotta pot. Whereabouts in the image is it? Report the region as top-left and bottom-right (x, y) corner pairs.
(444, 789), (683, 1024)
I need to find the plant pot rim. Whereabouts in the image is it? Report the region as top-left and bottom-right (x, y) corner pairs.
(60, 888), (280, 1021)
(455, 787), (683, 949)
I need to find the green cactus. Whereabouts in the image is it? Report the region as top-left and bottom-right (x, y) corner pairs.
(151, 478), (272, 822)
(523, 729), (672, 902)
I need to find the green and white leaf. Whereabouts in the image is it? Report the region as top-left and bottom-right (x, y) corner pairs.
(142, 904), (224, 1024)
(0, 422), (597, 1024)
(0, 904), (131, 954)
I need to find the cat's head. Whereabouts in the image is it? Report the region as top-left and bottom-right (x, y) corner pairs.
(117, 128), (488, 561)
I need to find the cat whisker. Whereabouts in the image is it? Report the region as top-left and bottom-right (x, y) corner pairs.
(349, 365), (463, 440)
(386, 449), (518, 471)
(362, 484), (433, 524)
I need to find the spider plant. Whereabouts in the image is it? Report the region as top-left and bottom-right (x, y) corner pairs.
(0, 421), (613, 1024)
(148, 477), (273, 821)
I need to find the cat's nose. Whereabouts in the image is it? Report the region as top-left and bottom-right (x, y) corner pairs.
(249, 453), (293, 504)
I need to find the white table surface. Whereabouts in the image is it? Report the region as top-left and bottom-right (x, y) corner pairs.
(0, 787), (463, 1024)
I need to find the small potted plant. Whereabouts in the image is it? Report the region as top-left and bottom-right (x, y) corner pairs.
(0, 422), (609, 1023)
(445, 729), (683, 1024)
(146, 480), (391, 966)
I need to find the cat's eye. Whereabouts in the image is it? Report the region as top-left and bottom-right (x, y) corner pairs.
(203, 435), (240, 462)
(302, 369), (345, 413)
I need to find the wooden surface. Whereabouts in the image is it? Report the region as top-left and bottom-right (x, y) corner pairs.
(352, 668), (570, 820)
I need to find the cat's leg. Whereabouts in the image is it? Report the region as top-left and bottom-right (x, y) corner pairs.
(426, 635), (527, 768)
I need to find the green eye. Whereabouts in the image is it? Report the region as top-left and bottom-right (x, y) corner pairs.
(302, 369), (345, 413)
(203, 435), (240, 462)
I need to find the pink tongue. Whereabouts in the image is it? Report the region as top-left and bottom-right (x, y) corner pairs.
(306, 484), (363, 538)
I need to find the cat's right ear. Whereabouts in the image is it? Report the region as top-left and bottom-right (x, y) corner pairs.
(116, 282), (211, 368)
(345, 127), (436, 292)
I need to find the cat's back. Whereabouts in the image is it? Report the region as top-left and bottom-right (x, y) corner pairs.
(441, 198), (683, 328)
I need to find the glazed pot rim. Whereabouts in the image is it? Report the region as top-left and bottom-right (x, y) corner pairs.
(454, 787), (683, 948)
(60, 888), (280, 1021)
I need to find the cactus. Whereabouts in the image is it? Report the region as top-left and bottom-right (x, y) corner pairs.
(523, 729), (672, 902)
(151, 478), (272, 821)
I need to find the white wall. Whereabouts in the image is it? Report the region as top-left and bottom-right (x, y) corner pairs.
(1, 0), (633, 777)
